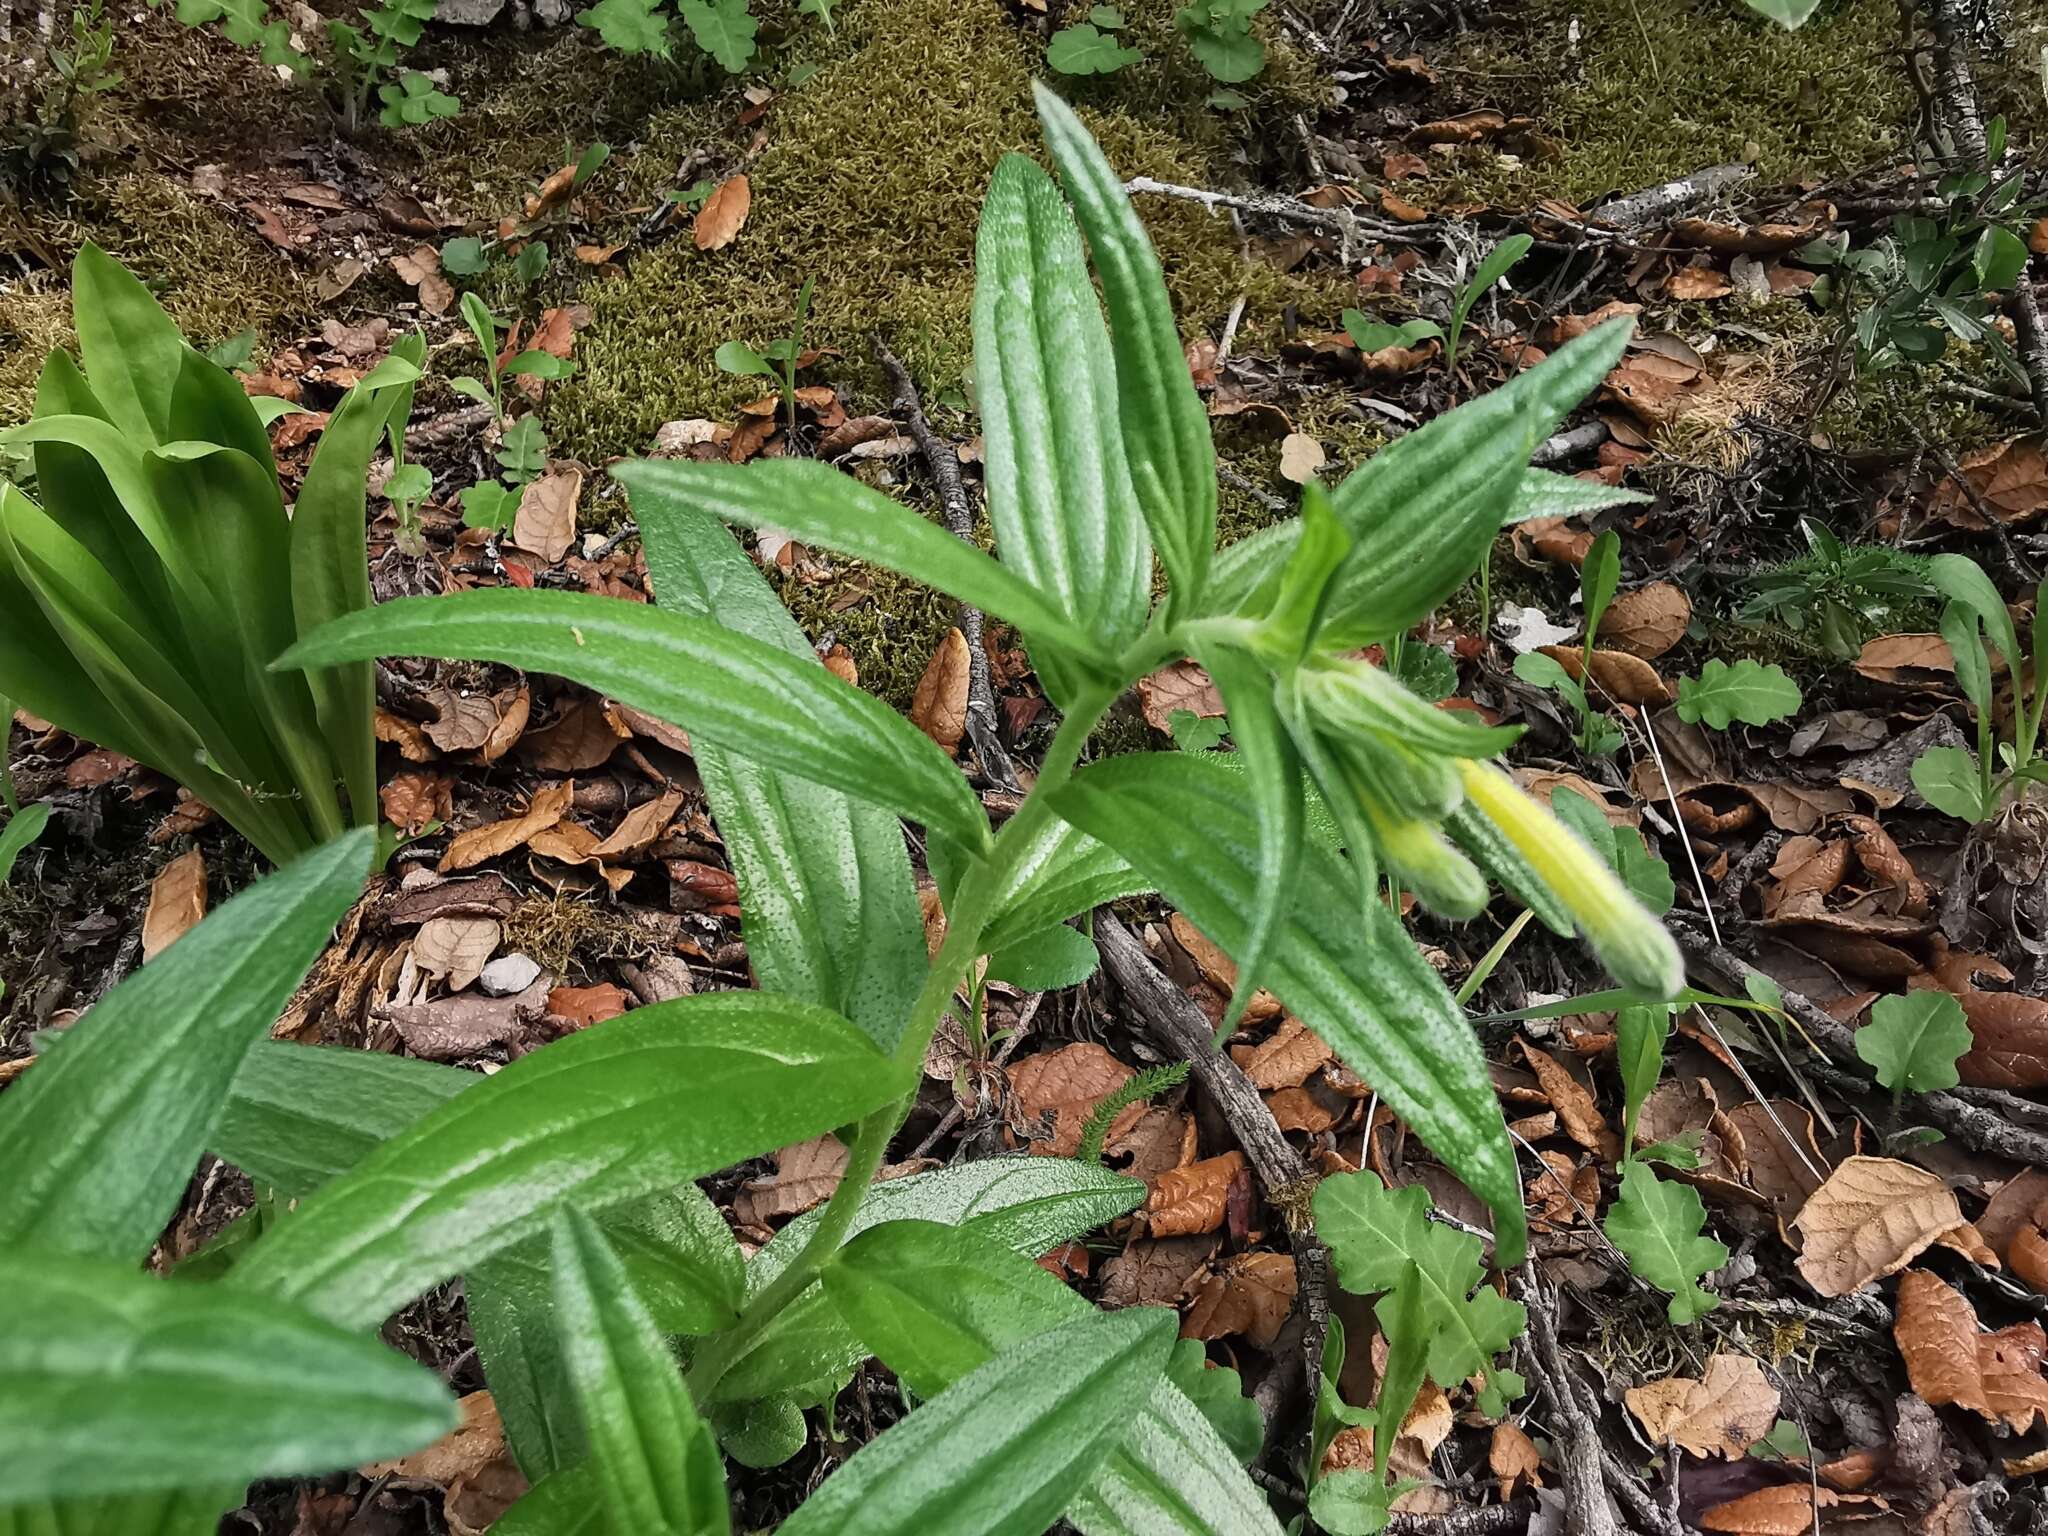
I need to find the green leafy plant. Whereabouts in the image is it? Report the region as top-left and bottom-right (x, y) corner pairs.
(1856, 990), (1973, 1099)
(1, 0), (121, 201)
(1604, 1160), (1727, 1324)
(716, 276), (818, 440)
(2, 90), (1682, 1532)
(0, 246), (417, 865)
(0, 802), (48, 886)
(1169, 707), (1229, 751)
(437, 143), (609, 290)
(1445, 234), (1533, 376)
(1738, 519), (1937, 660)
(1174, 0), (1266, 83)
(1078, 1061), (1191, 1164)
(1307, 1272), (1429, 1535)
(450, 293), (570, 531)
(1676, 658), (1803, 729)
(1512, 529), (1625, 754)
(1742, 0), (1821, 26)
(577, 0), (758, 71)
(1341, 312), (1443, 356)
(1911, 555), (2048, 821)
(1548, 789), (1675, 916)
(1803, 117), (2036, 383)
(1049, 7), (1143, 74)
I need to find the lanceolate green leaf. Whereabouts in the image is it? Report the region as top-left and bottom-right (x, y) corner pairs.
(976, 814), (1146, 956)
(1054, 752), (1527, 1266)
(278, 589), (992, 855)
(0, 829), (371, 1264)
(776, 1305), (1176, 1536)
(616, 459), (1106, 666)
(213, 1041), (473, 1197)
(618, 469), (928, 1051)
(1616, 1004), (1672, 1153)
(230, 992), (904, 1328)
(70, 242), (182, 446)
(0, 802), (49, 885)
(0, 1246), (454, 1504)
(825, 1220), (1282, 1536)
(0, 1490), (234, 1536)
(1504, 469), (1651, 525)
(1034, 84), (1215, 610)
(975, 153), (1151, 698)
(550, 1210), (730, 1536)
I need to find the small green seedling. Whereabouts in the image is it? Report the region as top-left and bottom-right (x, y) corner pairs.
(577, 0), (758, 70)
(1739, 519), (1936, 661)
(1676, 659), (1803, 730)
(1341, 312), (1442, 357)
(1605, 1161), (1727, 1324)
(1911, 556), (2048, 821)
(1446, 235), (1532, 376)
(1169, 709), (1229, 752)
(437, 143), (608, 288)
(1512, 530), (1624, 755)
(716, 276), (818, 440)
(450, 294), (567, 530)
(1856, 991), (1973, 1101)
(1174, 0), (1266, 83)
(1048, 8), (1142, 74)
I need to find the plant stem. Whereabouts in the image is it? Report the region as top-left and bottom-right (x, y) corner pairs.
(686, 681), (1117, 1400)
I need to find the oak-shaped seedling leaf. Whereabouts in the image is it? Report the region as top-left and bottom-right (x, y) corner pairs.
(1047, 22), (1142, 74)
(1676, 659), (1803, 730)
(1311, 1173), (1525, 1416)
(1856, 991), (1972, 1097)
(1604, 1161), (1726, 1324)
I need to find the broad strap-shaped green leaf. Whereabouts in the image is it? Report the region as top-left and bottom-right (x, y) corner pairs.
(70, 243), (183, 447)
(1054, 751), (1527, 1266)
(1188, 638), (1301, 1032)
(618, 467), (928, 1051)
(0, 829), (371, 1264)
(714, 1157), (1143, 1405)
(975, 152), (1152, 697)
(213, 1041), (474, 1197)
(776, 1304), (1176, 1536)
(550, 1210), (730, 1536)
(1930, 552), (2022, 685)
(825, 1220), (1282, 1536)
(976, 814), (1148, 956)
(1310, 1175), (1524, 1417)
(1213, 321), (1634, 644)
(230, 992), (904, 1328)
(279, 588), (992, 856)
(621, 459), (1107, 670)
(0, 802), (49, 885)
(0, 1245), (454, 1505)
(0, 1490), (234, 1536)
(474, 1186), (747, 1480)
(1034, 84), (1215, 610)
(1616, 1004), (1672, 1153)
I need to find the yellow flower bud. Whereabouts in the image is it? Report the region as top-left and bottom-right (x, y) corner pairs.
(1457, 760), (1683, 998)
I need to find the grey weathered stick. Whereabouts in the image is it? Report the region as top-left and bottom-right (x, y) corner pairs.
(2011, 272), (2048, 430)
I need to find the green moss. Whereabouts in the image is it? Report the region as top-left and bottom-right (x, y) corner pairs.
(778, 559), (959, 714)
(1435, 0), (1906, 208)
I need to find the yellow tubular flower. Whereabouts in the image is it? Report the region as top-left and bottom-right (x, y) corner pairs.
(1362, 794), (1488, 920)
(1457, 759), (1684, 998)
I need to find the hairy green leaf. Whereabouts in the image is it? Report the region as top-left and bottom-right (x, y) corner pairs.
(679, 0), (755, 70)
(1616, 1004), (1672, 1155)
(1911, 744), (1988, 821)
(1503, 468), (1652, 525)
(1547, 787), (1675, 917)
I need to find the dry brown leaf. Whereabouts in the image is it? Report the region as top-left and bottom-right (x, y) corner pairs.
(546, 981), (631, 1029)
(1410, 109), (1506, 143)
(1534, 643), (1673, 705)
(734, 1134), (848, 1226)
(1489, 1422), (1544, 1500)
(440, 781), (573, 871)
(1278, 432), (1327, 483)
(1792, 1156), (1964, 1296)
(381, 768), (453, 834)
(911, 627), (969, 755)
(1170, 912), (1281, 1025)
(1240, 1015), (1335, 1090)
(1006, 1042), (1138, 1157)
(1146, 1151), (1247, 1238)
(525, 823), (636, 893)
(1182, 1251), (1297, 1347)
(1980, 1172), (2048, 1257)
(1099, 1235), (1219, 1308)
(1666, 263), (1733, 300)
(693, 174), (751, 250)
(142, 848), (207, 962)
(1722, 1099), (1827, 1224)
(1520, 1041), (1618, 1159)
(424, 687), (527, 755)
(382, 975), (551, 1060)
(521, 697), (632, 773)
(377, 708), (437, 762)
(1624, 1354), (1781, 1458)
(1266, 1084), (1341, 1133)
(1137, 659), (1224, 733)
(1598, 581), (1692, 660)
(366, 1390), (526, 1534)
(1950, 988), (2048, 1090)
(1895, 1268), (2048, 1432)
(590, 788), (685, 862)
(509, 469), (581, 564)
(1853, 633), (1955, 686)
(1699, 1483), (1838, 1534)
(480, 688), (530, 766)
(1937, 438), (2048, 527)
(821, 644), (859, 686)
(412, 915), (501, 992)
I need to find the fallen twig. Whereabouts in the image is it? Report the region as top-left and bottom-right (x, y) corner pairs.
(2009, 272), (2048, 430)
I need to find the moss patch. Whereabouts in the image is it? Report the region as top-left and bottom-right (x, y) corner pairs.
(1435, 0), (1907, 209)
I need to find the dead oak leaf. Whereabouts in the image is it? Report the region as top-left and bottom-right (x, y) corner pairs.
(439, 781), (574, 871)
(910, 627), (969, 755)
(412, 915), (502, 992)
(1699, 1484), (1840, 1534)
(1182, 1250), (1297, 1347)
(734, 1134), (848, 1226)
(1489, 1422), (1544, 1500)
(1146, 1150), (1247, 1238)
(693, 174), (751, 250)
(1520, 1040), (1619, 1159)
(1792, 1155), (1963, 1296)
(382, 768), (453, 834)
(546, 982), (632, 1029)
(509, 469), (582, 565)
(1896, 1268), (2048, 1433)
(1137, 659), (1224, 734)
(1005, 1042), (1138, 1157)
(1624, 1354), (1781, 1458)
(1598, 581), (1692, 660)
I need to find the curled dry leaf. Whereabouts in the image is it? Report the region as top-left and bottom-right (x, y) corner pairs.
(1624, 1354), (1780, 1458)
(693, 174), (751, 251)
(382, 768), (454, 834)
(1791, 1156), (1963, 1296)
(1698, 1483), (1839, 1535)
(1411, 109), (1506, 143)
(546, 982), (631, 1029)
(521, 696), (631, 773)
(382, 974), (551, 1061)
(412, 915), (501, 992)
(1005, 1042), (1138, 1157)
(1173, 912), (1283, 1026)
(1137, 659), (1225, 734)
(734, 1134), (848, 1226)
(1978, 1172), (2048, 1259)
(1099, 1234), (1219, 1309)
(1895, 1268), (2048, 1433)
(1520, 1041), (1618, 1159)
(1933, 438), (2048, 528)
(1949, 988), (2048, 1091)
(1489, 1422), (1544, 1500)
(365, 1390), (527, 1536)
(910, 627), (969, 756)
(1665, 264), (1733, 300)
(1853, 634), (1955, 687)
(1182, 1250), (1297, 1348)
(1146, 1151), (1247, 1238)
(142, 848), (208, 962)
(1597, 581), (1692, 660)
(376, 708), (437, 763)
(439, 781), (574, 871)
